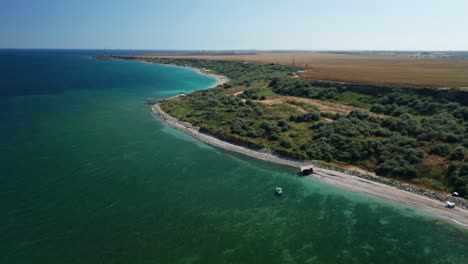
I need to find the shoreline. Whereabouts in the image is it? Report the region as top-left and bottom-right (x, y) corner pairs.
(135, 58), (230, 88)
(152, 103), (468, 227)
(94, 55), (229, 89)
(186, 66), (229, 88)
(100, 56), (468, 227)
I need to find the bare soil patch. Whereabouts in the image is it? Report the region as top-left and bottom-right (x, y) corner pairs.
(257, 96), (387, 118)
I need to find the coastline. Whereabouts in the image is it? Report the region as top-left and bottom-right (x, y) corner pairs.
(186, 66), (229, 88)
(152, 103), (468, 227)
(94, 55), (229, 88)
(136, 58), (229, 88)
(97, 56), (468, 227)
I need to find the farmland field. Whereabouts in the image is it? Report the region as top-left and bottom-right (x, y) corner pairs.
(130, 52), (468, 88)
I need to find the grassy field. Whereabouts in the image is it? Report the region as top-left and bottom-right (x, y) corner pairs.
(130, 52), (468, 88)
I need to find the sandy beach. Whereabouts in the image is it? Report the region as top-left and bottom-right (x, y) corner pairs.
(189, 66), (229, 88)
(152, 103), (468, 227)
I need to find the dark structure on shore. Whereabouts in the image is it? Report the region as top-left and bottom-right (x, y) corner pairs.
(300, 165), (314, 176)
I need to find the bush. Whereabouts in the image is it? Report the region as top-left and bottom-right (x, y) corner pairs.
(281, 138), (293, 148)
(277, 120), (290, 132)
(270, 132), (280, 141)
(448, 162), (468, 198)
(242, 88), (261, 99)
(295, 111), (321, 122)
(430, 143), (450, 157)
(449, 147), (466, 161)
(254, 106), (263, 116)
(376, 157), (417, 179)
(403, 148), (425, 164)
(278, 120), (289, 127)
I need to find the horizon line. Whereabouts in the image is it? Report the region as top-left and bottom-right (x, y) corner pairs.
(1, 48), (468, 52)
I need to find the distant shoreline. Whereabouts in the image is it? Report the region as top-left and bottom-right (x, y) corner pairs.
(96, 56), (468, 227)
(112, 52), (468, 89)
(138, 60), (229, 88)
(178, 65), (229, 88)
(99, 55), (229, 89)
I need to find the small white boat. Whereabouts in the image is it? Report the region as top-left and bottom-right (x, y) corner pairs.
(453, 192), (459, 197)
(446, 201), (455, 208)
(275, 187), (283, 196)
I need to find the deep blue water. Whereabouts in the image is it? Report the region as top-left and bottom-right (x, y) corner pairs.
(0, 49), (207, 97)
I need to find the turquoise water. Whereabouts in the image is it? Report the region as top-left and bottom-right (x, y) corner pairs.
(0, 50), (467, 263)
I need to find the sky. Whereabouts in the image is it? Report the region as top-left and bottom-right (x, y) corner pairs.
(1, 0), (467, 50)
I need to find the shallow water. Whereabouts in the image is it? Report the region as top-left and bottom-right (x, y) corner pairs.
(0, 50), (467, 263)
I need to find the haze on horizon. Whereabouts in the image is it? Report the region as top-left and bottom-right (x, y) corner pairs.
(1, 0), (467, 51)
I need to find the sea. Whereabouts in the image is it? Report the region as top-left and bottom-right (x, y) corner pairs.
(0, 49), (467, 263)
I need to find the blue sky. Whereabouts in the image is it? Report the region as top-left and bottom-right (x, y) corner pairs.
(1, 0), (467, 50)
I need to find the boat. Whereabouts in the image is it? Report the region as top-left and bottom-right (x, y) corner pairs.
(453, 192), (460, 197)
(275, 187), (283, 196)
(446, 201), (455, 208)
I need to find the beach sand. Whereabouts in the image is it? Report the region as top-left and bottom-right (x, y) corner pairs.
(190, 67), (229, 88)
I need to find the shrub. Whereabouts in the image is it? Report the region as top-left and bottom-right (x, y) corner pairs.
(376, 157), (417, 179)
(295, 111), (321, 122)
(449, 147), (466, 161)
(254, 106), (263, 116)
(281, 138), (293, 148)
(430, 143), (450, 157)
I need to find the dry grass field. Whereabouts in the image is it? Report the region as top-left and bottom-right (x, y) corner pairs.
(132, 52), (468, 88)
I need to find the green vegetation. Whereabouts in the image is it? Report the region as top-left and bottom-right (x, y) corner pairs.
(152, 58), (468, 198)
(131, 57), (296, 85)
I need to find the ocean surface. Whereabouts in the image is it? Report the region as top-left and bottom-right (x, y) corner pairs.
(0, 50), (467, 263)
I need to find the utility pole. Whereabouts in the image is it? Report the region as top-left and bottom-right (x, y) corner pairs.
(292, 56), (295, 66)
